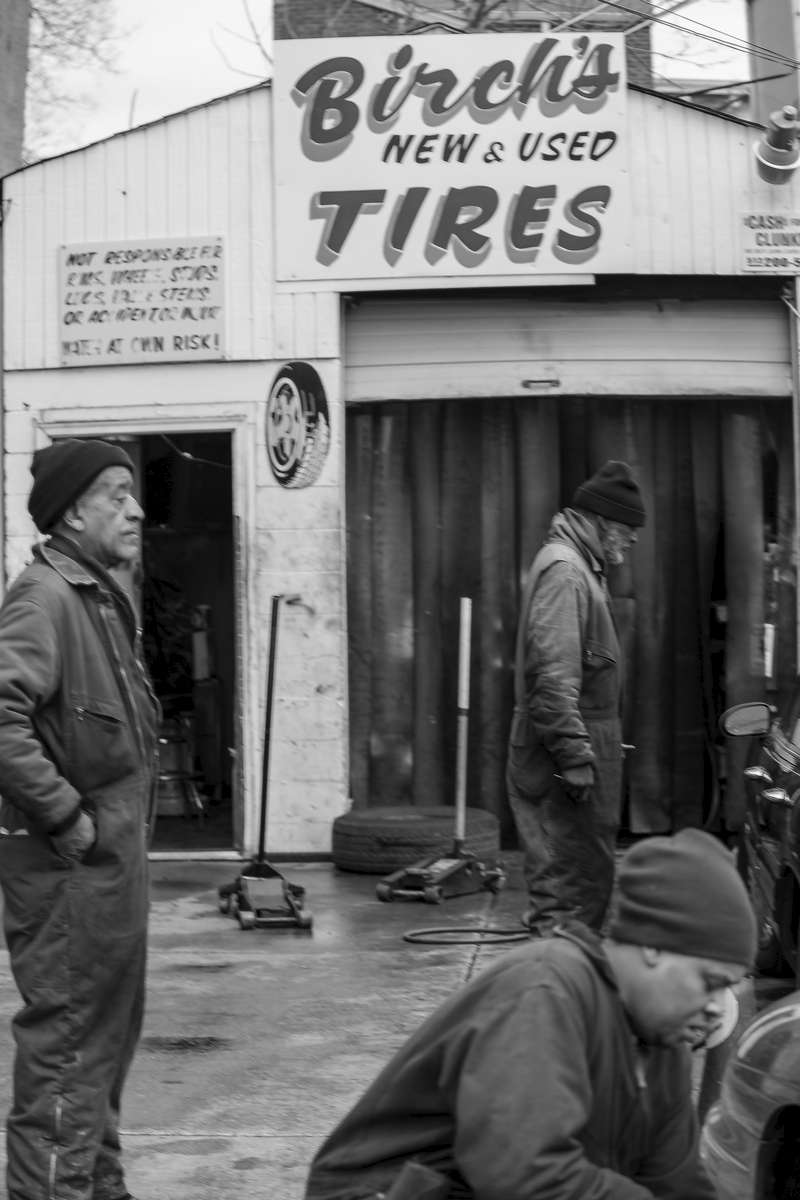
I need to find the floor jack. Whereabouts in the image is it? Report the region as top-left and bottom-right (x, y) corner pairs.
(376, 598), (506, 905)
(218, 594), (313, 932)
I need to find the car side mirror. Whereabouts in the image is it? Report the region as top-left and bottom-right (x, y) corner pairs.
(719, 702), (773, 737)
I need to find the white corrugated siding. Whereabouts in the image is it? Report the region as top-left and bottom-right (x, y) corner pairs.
(3, 85), (799, 377)
(626, 91), (785, 276)
(344, 294), (790, 400)
(2, 87), (340, 372)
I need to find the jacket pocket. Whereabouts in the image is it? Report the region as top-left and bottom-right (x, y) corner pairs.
(581, 638), (619, 716)
(582, 637), (617, 667)
(65, 694), (138, 793)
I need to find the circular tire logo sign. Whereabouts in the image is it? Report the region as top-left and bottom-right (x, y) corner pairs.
(266, 361), (330, 488)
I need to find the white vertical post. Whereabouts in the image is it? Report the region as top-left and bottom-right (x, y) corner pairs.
(454, 596), (472, 848)
(792, 278), (800, 673)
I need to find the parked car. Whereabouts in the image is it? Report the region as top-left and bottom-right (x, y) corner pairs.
(721, 699), (800, 981)
(701, 989), (800, 1200)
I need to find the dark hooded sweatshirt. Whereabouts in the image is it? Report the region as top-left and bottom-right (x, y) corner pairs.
(304, 924), (716, 1200)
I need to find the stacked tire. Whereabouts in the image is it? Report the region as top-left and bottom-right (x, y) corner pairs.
(331, 805), (500, 874)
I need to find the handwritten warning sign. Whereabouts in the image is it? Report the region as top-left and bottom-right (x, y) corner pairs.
(59, 237), (225, 366)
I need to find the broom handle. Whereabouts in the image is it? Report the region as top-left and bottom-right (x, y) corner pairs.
(454, 596), (472, 851)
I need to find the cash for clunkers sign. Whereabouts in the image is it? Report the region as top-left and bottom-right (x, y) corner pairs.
(739, 212), (800, 274)
(273, 33), (631, 285)
(59, 237), (224, 366)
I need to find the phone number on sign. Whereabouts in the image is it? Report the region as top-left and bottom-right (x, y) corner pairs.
(744, 254), (800, 270)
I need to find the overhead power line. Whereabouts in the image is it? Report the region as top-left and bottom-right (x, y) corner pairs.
(535, 0), (799, 72)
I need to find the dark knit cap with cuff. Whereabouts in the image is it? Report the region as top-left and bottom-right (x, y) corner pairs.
(609, 828), (757, 968)
(28, 439), (135, 533)
(572, 460), (646, 528)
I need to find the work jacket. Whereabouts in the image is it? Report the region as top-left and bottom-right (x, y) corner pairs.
(0, 539), (159, 845)
(506, 508), (623, 825)
(0, 537), (160, 1200)
(305, 924), (716, 1200)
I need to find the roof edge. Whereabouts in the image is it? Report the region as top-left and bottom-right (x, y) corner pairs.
(3, 79), (271, 182)
(4, 72), (760, 183)
(629, 80), (760, 129)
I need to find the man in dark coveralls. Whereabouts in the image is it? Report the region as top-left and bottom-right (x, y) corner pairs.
(0, 439), (159, 1200)
(506, 459), (646, 935)
(304, 829), (756, 1200)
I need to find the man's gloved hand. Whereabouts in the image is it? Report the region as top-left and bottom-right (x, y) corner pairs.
(51, 810), (96, 863)
(560, 764), (595, 802)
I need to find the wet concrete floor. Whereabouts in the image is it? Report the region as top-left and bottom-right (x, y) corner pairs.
(0, 852), (794, 1199)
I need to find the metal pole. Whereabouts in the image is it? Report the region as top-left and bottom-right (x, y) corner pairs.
(454, 596), (472, 852)
(791, 280), (800, 675)
(257, 594), (281, 862)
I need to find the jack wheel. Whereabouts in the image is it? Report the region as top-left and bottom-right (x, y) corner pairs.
(296, 911), (313, 930)
(376, 882), (394, 902)
(423, 886), (443, 904)
(237, 908), (256, 930)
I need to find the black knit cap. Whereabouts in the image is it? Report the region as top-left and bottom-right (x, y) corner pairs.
(28, 439), (135, 533)
(572, 460), (646, 527)
(609, 829), (757, 967)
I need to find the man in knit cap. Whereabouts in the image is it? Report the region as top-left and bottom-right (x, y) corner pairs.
(506, 459), (646, 935)
(304, 828), (756, 1200)
(0, 440), (159, 1200)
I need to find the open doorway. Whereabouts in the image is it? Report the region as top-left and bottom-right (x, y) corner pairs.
(135, 431), (237, 852)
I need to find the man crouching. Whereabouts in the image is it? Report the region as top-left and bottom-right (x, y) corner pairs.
(305, 829), (756, 1200)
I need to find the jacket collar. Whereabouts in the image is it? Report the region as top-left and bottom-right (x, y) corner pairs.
(35, 541), (104, 589)
(553, 920), (619, 991)
(546, 508), (607, 575)
(36, 538), (139, 634)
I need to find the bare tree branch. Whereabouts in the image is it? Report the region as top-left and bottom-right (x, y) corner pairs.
(214, 0), (273, 78)
(210, 25), (270, 79)
(25, 0), (120, 158)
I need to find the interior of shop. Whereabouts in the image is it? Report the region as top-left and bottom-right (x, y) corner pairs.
(128, 431), (236, 852)
(345, 394), (794, 845)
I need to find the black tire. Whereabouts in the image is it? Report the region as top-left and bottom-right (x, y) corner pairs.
(332, 805), (500, 874)
(265, 361), (330, 489)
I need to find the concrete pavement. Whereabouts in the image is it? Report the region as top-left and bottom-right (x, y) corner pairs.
(0, 854), (533, 1200)
(0, 851), (792, 1199)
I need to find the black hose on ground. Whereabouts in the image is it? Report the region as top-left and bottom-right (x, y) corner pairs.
(403, 926), (529, 945)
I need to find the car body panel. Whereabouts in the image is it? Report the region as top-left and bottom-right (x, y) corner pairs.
(702, 992), (800, 1199)
(724, 699), (800, 979)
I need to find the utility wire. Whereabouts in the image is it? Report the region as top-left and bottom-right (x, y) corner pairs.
(593, 0), (798, 69)
(643, 0), (793, 61)
(537, 0), (799, 70)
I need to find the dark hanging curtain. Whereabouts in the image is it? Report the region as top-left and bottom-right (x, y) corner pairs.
(346, 396), (795, 844)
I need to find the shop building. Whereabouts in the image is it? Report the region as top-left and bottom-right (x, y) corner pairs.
(2, 31), (799, 856)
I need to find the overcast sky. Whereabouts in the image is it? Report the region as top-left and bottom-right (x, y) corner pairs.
(50, 0), (272, 155)
(55, 0), (749, 158)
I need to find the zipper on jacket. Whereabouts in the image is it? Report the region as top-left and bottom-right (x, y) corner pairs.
(48, 1095), (63, 1200)
(98, 603), (148, 765)
(632, 1043), (652, 1149)
(634, 1050), (647, 1090)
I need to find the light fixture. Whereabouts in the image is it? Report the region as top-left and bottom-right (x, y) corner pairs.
(754, 105), (800, 185)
